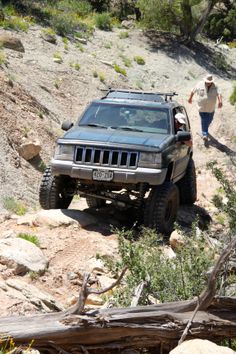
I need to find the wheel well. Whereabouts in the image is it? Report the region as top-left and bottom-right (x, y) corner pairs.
(165, 162), (173, 181)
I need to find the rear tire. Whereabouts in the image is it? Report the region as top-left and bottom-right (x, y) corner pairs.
(177, 157), (197, 205)
(86, 197), (106, 208)
(39, 166), (76, 210)
(144, 182), (179, 236)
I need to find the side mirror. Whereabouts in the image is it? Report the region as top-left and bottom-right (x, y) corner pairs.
(176, 131), (191, 142)
(61, 121), (74, 131)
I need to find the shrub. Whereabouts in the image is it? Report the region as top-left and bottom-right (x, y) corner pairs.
(229, 85), (236, 105)
(3, 197), (27, 215)
(56, 0), (92, 17)
(70, 62), (81, 71)
(101, 228), (215, 307)
(120, 55), (132, 67)
(113, 63), (127, 76)
(119, 31), (129, 39)
(50, 12), (79, 36)
(99, 72), (105, 82)
(95, 12), (112, 31)
(18, 233), (40, 247)
(0, 17), (29, 31)
(0, 50), (6, 65)
(208, 161), (236, 231)
(213, 52), (229, 72)
(134, 55), (145, 65)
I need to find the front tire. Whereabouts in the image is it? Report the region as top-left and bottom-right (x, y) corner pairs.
(144, 182), (179, 236)
(177, 157), (197, 205)
(39, 166), (76, 210)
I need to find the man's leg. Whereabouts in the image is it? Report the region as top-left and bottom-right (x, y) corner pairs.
(199, 112), (208, 137)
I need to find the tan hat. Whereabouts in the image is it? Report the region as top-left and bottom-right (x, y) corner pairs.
(204, 74), (214, 83)
(175, 113), (186, 124)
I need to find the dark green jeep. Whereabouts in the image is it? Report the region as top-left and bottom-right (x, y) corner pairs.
(39, 89), (196, 235)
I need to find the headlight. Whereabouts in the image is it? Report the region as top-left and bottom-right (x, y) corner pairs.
(54, 144), (74, 161)
(138, 152), (162, 168)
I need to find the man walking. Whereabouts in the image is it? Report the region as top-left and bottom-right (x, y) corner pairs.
(188, 74), (222, 143)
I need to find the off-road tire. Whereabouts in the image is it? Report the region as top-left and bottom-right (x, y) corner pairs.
(177, 157), (197, 205)
(144, 182), (179, 236)
(39, 166), (75, 210)
(86, 197), (106, 208)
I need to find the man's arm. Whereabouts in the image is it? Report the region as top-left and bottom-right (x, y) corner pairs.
(188, 91), (195, 104)
(218, 93), (223, 108)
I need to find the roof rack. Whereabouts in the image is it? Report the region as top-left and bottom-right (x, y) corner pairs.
(101, 88), (178, 102)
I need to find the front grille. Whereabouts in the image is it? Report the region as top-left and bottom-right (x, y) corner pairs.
(75, 146), (138, 169)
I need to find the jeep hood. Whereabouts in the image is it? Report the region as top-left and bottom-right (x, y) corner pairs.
(58, 126), (173, 150)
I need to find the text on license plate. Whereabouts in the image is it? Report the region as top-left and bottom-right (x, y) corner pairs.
(92, 170), (114, 181)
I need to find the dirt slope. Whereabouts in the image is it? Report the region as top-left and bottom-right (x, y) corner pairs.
(0, 25), (235, 314)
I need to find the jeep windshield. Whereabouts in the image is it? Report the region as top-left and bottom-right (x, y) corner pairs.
(78, 102), (170, 134)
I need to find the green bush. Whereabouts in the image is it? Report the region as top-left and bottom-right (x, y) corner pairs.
(134, 55), (145, 65)
(56, 0), (92, 17)
(230, 85), (236, 106)
(119, 31), (129, 39)
(0, 50), (6, 65)
(208, 161), (236, 231)
(50, 12), (80, 36)
(213, 53), (229, 72)
(0, 17), (30, 31)
(113, 63), (127, 76)
(18, 233), (40, 247)
(101, 228), (215, 307)
(95, 12), (112, 31)
(3, 197), (27, 216)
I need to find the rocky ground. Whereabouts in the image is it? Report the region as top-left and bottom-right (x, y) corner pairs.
(0, 24), (236, 316)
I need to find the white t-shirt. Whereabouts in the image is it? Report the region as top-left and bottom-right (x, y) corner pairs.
(192, 81), (220, 112)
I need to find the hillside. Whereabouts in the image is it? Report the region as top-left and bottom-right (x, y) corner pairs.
(0, 24), (236, 317)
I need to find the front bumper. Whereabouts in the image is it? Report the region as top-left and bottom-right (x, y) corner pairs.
(51, 159), (167, 185)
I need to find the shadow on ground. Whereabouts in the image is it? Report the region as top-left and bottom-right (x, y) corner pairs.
(208, 134), (236, 156)
(145, 31), (236, 80)
(65, 201), (212, 235)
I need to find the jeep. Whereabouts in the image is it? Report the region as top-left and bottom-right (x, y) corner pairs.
(39, 89), (197, 235)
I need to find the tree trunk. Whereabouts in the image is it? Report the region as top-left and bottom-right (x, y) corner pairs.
(189, 0), (218, 42)
(0, 297), (236, 353)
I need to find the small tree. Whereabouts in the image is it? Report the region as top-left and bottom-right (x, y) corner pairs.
(137, 0), (221, 42)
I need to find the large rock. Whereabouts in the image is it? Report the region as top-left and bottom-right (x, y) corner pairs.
(170, 339), (235, 354)
(33, 209), (97, 228)
(0, 238), (48, 274)
(5, 278), (63, 312)
(18, 139), (41, 160)
(169, 230), (185, 249)
(0, 33), (25, 52)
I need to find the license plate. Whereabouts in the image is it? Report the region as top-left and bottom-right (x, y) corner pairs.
(92, 169), (113, 181)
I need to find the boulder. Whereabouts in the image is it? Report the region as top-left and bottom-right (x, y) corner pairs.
(0, 238), (48, 274)
(170, 339), (235, 354)
(86, 293), (104, 306)
(169, 230), (185, 249)
(5, 278), (63, 312)
(18, 140), (41, 160)
(41, 32), (57, 44)
(32, 209), (97, 228)
(0, 33), (25, 52)
(121, 20), (134, 29)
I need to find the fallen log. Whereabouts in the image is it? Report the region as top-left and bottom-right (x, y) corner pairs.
(0, 237), (236, 353)
(0, 297), (236, 352)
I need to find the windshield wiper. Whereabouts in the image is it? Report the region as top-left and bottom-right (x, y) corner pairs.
(80, 123), (107, 129)
(110, 126), (144, 132)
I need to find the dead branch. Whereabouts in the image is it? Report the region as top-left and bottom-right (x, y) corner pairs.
(65, 267), (128, 315)
(198, 236), (236, 310)
(131, 282), (147, 307)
